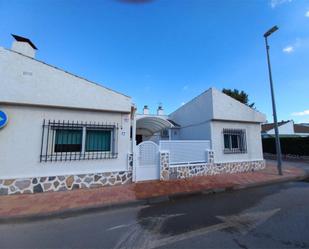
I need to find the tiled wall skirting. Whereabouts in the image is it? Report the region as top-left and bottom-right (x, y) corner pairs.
(169, 160), (266, 179)
(0, 171), (132, 195)
(0, 153), (265, 195)
(0, 154), (134, 195)
(160, 151), (265, 180)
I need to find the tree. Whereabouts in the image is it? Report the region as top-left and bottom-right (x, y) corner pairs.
(222, 88), (255, 108)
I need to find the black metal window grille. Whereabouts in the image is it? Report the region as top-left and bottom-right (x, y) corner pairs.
(40, 120), (118, 162)
(223, 128), (247, 154)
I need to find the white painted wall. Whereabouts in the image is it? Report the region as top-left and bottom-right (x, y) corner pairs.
(178, 122), (212, 141)
(211, 121), (263, 163)
(0, 104), (131, 179)
(211, 88), (266, 123)
(267, 121), (294, 135)
(169, 90), (213, 141)
(0, 47), (131, 113)
(169, 88), (266, 125)
(11, 41), (36, 58)
(169, 89), (213, 127)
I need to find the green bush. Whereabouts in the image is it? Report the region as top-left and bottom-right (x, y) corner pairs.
(262, 137), (309, 156)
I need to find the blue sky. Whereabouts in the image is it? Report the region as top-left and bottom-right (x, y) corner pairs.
(0, 0), (308, 123)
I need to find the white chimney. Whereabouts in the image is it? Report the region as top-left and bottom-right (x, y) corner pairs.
(11, 34), (37, 58)
(157, 105), (164, 115)
(143, 105), (149, 115)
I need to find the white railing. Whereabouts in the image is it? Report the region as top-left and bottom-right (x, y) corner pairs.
(159, 140), (211, 165)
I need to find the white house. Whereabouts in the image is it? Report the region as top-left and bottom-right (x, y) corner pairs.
(134, 88), (266, 181)
(136, 89), (266, 163)
(169, 88), (266, 163)
(0, 35), (133, 195)
(262, 120), (309, 137)
(0, 35), (267, 195)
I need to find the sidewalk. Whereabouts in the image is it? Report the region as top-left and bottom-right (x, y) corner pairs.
(0, 162), (307, 221)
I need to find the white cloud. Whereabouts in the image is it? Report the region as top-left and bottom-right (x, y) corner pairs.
(181, 102), (185, 106)
(282, 38), (309, 54)
(306, 11), (309, 17)
(291, 109), (309, 116)
(283, 46), (294, 53)
(270, 0), (292, 8)
(182, 85), (189, 91)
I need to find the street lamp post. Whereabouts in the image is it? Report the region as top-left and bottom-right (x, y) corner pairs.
(264, 25), (283, 175)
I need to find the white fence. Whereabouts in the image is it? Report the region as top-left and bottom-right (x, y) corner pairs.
(159, 140), (211, 165)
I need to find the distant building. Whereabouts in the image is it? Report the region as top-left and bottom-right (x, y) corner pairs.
(300, 123), (309, 127)
(261, 120), (309, 137)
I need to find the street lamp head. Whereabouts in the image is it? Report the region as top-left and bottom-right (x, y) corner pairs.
(264, 26), (279, 38)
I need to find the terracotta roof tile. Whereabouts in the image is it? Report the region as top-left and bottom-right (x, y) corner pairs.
(294, 124), (309, 134)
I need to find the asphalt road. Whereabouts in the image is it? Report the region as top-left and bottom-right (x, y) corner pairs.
(1, 180), (309, 249)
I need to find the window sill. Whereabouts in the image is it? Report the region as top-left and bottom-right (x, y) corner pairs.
(223, 150), (247, 154)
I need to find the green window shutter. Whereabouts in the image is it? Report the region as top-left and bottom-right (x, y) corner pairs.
(231, 134), (239, 149)
(55, 129), (82, 152)
(86, 130), (112, 152)
(224, 134), (230, 149)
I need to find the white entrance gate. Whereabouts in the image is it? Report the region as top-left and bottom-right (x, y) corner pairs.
(136, 141), (160, 181)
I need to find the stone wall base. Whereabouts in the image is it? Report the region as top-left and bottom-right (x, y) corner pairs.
(0, 158), (265, 195)
(0, 170), (132, 195)
(169, 160), (265, 180)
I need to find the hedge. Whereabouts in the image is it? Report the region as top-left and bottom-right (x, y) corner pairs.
(262, 137), (309, 156)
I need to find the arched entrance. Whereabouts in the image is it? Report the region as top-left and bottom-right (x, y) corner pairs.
(135, 116), (174, 144)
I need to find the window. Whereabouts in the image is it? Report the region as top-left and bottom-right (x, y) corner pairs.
(86, 130), (111, 152)
(55, 129), (83, 153)
(223, 129), (247, 154)
(40, 120), (118, 162)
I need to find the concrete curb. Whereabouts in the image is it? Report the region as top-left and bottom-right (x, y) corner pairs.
(0, 172), (308, 224)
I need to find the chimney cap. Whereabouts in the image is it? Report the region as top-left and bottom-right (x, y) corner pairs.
(11, 34), (38, 50)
